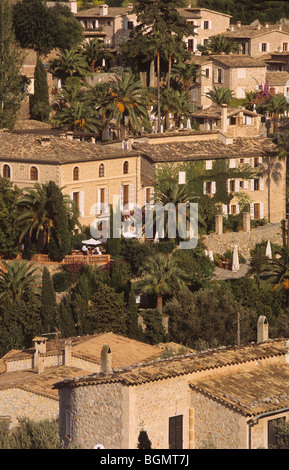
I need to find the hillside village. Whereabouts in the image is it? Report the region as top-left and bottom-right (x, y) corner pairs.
(2, 0), (289, 451)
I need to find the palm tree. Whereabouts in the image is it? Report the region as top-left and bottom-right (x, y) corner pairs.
(139, 253), (185, 313)
(53, 100), (101, 132)
(198, 34), (239, 55)
(265, 93), (289, 134)
(81, 39), (114, 72)
(17, 183), (52, 251)
(0, 260), (40, 303)
(106, 73), (149, 140)
(48, 48), (90, 84)
(205, 86), (234, 105)
(248, 245), (270, 289)
(265, 247), (289, 305)
(171, 61), (202, 93)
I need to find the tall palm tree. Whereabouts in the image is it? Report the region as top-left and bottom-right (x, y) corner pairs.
(171, 61), (202, 93)
(48, 48), (90, 84)
(106, 73), (149, 140)
(205, 86), (234, 105)
(265, 93), (289, 134)
(198, 34), (239, 55)
(139, 253), (185, 313)
(265, 247), (289, 305)
(0, 260), (40, 303)
(81, 38), (114, 72)
(53, 100), (102, 132)
(17, 183), (52, 250)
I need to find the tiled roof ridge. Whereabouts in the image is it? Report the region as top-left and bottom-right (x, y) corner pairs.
(54, 338), (287, 389)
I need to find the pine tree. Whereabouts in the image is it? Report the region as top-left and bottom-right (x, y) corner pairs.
(31, 55), (50, 122)
(0, 0), (24, 128)
(41, 267), (57, 332)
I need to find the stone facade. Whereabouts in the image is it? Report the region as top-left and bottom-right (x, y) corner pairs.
(0, 388), (58, 428)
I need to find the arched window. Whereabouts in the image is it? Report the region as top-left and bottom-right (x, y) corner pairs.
(73, 166), (79, 181)
(2, 164), (10, 179)
(123, 161), (129, 174)
(99, 163), (104, 177)
(30, 166), (38, 181)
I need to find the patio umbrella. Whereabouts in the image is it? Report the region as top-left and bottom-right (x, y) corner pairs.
(232, 245), (239, 272)
(122, 231), (137, 238)
(265, 240), (272, 259)
(81, 238), (102, 246)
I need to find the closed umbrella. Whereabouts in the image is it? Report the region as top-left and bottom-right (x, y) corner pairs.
(232, 245), (239, 272)
(265, 240), (272, 259)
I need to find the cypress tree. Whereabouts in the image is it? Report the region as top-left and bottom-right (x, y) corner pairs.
(41, 267), (57, 332)
(0, 0), (24, 128)
(126, 289), (145, 341)
(31, 55), (50, 122)
(58, 295), (76, 338)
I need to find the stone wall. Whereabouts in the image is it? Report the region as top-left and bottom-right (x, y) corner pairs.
(203, 222), (283, 258)
(0, 388), (58, 428)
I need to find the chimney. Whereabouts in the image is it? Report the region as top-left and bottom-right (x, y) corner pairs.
(278, 24), (282, 31)
(257, 316), (269, 343)
(99, 4), (108, 16)
(64, 339), (72, 366)
(237, 21), (241, 28)
(221, 104), (228, 133)
(33, 336), (47, 370)
(39, 136), (51, 146)
(66, 131), (73, 140)
(230, 25), (234, 31)
(265, 22), (269, 28)
(38, 356), (45, 374)
(257, 24), (261, 30)
(100, 344), (112, 374)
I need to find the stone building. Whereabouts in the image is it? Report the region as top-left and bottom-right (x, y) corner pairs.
(0, 332), (171, 428)
(55, 318), (289, 449)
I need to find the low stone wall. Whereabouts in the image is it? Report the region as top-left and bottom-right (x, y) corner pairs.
(202, 223), (283, 259)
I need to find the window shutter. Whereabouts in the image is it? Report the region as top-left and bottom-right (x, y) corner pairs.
(79, 191), (85, 217)
(260, 178), (264, 190)
(244, 158), (250, 164)
(120, 185), (124, 210)
(229, 205), (232, 214)
(169, 415), (183, 450)
(105, 188), (109, 213)
(194, 39), (198, 52)
(260, 203), (264, 219)
(221, 69), (224, 83)
(222, 204), (228, 216)
(259, 43), (262, 52)
(251, 179), (255, 191)
(203, 182), (207, 194)
(205, 160), (212, 170)
(251, 157), (255, 168)
(179, 171), (186, 184)
(213, 69), (218, 83)
(229, 159), (236, 168)
(227, 180), (230, 193)
(201, 21), (204, 29)
(211, 181), (216, 194)
(129, 184), (134, 210)
(235, 180), (240, 192)
(267, 42), (270, 52)
(96, 188), (101, 214)
(250, 203), (254, 219)
(244, 180), (248, 189)
(259, 156), (263, 166)
(209, 20), (212, 29)
(151, 187), (154, 203)
(236, 204), (240, 214)
(143, 188), (146, 206)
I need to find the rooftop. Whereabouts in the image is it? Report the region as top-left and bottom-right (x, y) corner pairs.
(132, 136), (278, 162)
(210, 54), (266, 68)
(266, 71), (289, 86)
(190, 105), (261, 119)
(224, 23), (289, 39)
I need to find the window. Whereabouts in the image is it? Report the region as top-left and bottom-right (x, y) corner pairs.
(73, 192), (79, 210)
(127, 21), (134, 29)
(230, 204), (237, 215)
(254, 157), (259, 168)
(99, 163), (104, 177)
(243, 115), (252, 125)
(123, 161), (129, 174)
(2, 164), (10, 179)
(239, 180), (244, 189)
(254, 179), (260, 191)
(203, 21), (209, 29)
(283, 43), (288, 52)
(203, 181), (216, 195)
(30, 166), (38, 181)
(169, 415), (183, 449)
(73, 166), (79, 181)
(217, 68), (222, 83)
(241, 42), (246, 54)
(229, 180), (235, 192)
(237, 68), (246, 79)
(123, 184), (129, 206)
(146, 187), (151, 204)
(187, 20), (194, 25)
(205, 68), (210, 78)
(268, 417), (286, 448)
(261, 43), (267, 52)
(188, 39), (194, 51)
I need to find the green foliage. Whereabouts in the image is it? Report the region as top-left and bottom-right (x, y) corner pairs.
(41, 267), (57, 332)
(172, 245), (215, 291)
(0, 178), (21, 258)
(0, 0), (24, 129)
(0, 417), (59, 449)
(31, 56), (50, 122)
(205, 86), (234, 105)
(141, 308), (167, 344)
(13, 0), (83, 54)
(0, 260), (41, 304)
(52, 271), (73, 292)
(120, 239), (156, 275)
(58, 294), (77, 338)
(197, 34), (239, 55)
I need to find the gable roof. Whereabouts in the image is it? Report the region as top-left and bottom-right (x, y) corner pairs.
(210, 54), (266, 68)
(190, 105), (261, 120)
(177, 7), (232, 19)
(190, 361), (289, 417)
(54, 339), (288, 394)
(266, 71), (289, 86)
(224, 24), (289, 39)
(75, 6), (133, 18)
(132, 136), (278, 163)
